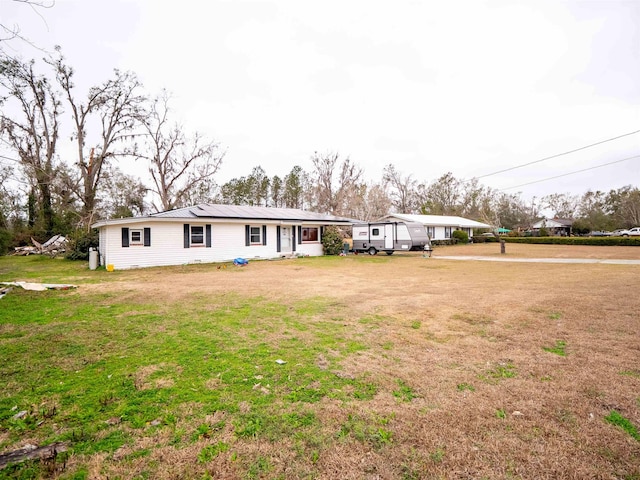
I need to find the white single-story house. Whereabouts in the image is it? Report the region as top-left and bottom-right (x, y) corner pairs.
(531, 218), (573, 236)
(91, 204), (354, 270)
(379, 213), (491, 241)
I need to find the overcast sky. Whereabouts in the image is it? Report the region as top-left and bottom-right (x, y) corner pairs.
(3, 0), (639, 202)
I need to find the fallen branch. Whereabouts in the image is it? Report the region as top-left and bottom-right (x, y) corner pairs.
(0, 442), (67, 470)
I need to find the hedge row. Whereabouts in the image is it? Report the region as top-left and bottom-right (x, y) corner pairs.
(502, 236), (640, 246)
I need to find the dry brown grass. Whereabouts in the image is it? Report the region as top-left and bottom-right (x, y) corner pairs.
(52, 245), (640, 478)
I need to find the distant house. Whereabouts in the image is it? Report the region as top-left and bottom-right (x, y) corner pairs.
(91, 204), (354, 270)
(379, 213), (490, 241)
(531, 218), (573, 236)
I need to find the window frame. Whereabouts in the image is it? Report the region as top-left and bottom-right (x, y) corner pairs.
(301, 227), (319, 243)
(129, 229), (143, 246)
(190, 225), (205, 246)
(445, 226), (452, 239)
(426, 226), (435, 239)
(249, 226), (262, 245)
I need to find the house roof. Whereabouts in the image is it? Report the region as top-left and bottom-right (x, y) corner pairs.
(531, 218), (574, 228)
(92, 204), (356, 228)
(380, 213), (491, 229)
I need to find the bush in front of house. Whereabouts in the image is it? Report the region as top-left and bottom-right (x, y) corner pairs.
(452, 230), (469, 244)
(322, 226), (345, 255)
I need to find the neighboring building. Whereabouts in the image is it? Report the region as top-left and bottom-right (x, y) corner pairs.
(91, 204), (354, 270)
(530, 218), (573, 236)
(379, 213), (491, 241)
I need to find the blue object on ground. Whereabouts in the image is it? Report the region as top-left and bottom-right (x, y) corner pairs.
(233, 258), (249, 266)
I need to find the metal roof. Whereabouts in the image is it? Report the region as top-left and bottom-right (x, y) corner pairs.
(93, 204), (356, 227)
(381, 213), (491, 229)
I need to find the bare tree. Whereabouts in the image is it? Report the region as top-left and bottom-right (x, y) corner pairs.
(460, 178), (492, 219)
(0, 54), (60, 236)
(309, 151), (364, 216)
(139, 91), (224, 212)
(0, 1), (54, 46)
(98, 165), (147, 218)
(383, 164), (417, 213)
(50, 50), (145, 227)
(541, 193), (579, 219)
(350, 182), (392, 221)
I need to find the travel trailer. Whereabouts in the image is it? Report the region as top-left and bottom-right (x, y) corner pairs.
(352, 222), (431, 255)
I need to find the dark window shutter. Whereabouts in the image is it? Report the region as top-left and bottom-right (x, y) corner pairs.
(121, 227), (129, 247)
(262, 225), (267, 246)
(320, 226), (324, 241)
(245, 225), (250, 246)
(206, 224), (212, 247)
(276, 226), (281, 253)
(184, 224), (190, 248)
(298, 226), (302, 244)
(143, 228), (151, 247)
(292, 227), (296, 252)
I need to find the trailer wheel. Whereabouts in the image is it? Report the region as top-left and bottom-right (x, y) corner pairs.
(385, 251), (394, 255)
(368, 247), (377, 255)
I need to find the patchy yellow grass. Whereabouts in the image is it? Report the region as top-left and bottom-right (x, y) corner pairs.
(4, 245), (639, 479)
(68, 245), (640, 479)
(434, 241), (640, 259)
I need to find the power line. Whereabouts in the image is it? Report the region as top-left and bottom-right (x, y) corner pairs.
(0, 153), (21, 163)
(501, 154), (640, 191)
(476, 129), (640, 180)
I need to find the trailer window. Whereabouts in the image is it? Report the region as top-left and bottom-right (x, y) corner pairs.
(302, 227), (318, 242)
(372, 228), (380, 236)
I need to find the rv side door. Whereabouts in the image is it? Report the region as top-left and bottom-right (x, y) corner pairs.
(384, 224), (394, 249)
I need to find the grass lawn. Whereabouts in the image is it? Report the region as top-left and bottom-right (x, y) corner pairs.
(0, 247), (639, 479)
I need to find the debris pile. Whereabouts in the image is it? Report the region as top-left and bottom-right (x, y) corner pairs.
(12, 235), (68, 257)
(0, 282), (78, 299)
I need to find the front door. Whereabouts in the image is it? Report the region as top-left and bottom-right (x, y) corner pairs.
(281, 226), (292, 253)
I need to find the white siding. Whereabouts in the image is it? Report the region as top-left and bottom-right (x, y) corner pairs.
(99, 221), (327, 270)
(384, 216), (474, 241)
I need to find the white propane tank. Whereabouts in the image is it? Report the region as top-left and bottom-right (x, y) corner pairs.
(89, 248), (98, 270)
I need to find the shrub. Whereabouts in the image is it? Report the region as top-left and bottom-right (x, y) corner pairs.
(322, 226), (344, 255)
(0, 228), (10, 255)
(65, 229), (99, 260)
(503, 236), (640, 246)
(452, 230), (469, 244)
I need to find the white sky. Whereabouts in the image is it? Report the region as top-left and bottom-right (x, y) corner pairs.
(2, 0), (639, 202)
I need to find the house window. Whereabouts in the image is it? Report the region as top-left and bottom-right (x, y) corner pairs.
(426, 227), (435, 238)
(250, 226), (262, 244)
(302, 227), (318, 242)
(130, 229), (143, 245)
(445, 227), (452, 239)
(191, 226), (204, 245)
(122, 227), (151, 247)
